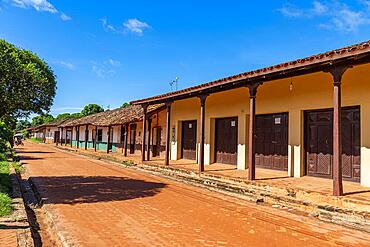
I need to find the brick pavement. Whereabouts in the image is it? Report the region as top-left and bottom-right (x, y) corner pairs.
(16, 142), (370, 246)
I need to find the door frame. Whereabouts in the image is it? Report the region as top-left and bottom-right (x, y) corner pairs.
(255, 112), (289, 171)
(214, 116), (238, 165)
(181, 120), (198, 160)
(304, 105), (361, 181)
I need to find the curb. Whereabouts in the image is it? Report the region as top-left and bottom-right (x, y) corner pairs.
(0, 168), (34, 247)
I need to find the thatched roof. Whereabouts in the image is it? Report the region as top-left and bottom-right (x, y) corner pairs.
(58, 104), (164, 128)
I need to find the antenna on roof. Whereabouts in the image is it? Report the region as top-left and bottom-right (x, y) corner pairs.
(169, 77), (179, 91)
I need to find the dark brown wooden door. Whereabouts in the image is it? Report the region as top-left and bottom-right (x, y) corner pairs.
(181, 120), (197, 160)
(255, 113), (288, 171)
(215, 117), (238, 165)
(129, 124), (136, 154)
(305, 107), (360, 182)
(54, 131), (60, 143)
(152, 127), (162, 157)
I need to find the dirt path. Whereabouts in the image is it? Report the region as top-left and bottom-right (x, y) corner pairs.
(16, 142), (370, 247)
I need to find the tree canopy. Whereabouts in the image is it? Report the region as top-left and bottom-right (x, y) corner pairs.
(80, 104), (104, 116)
(31, 114), (54, 127)
(121, 102), (130, 108)
(0, 39), (56, 119)
(15, 120), (31, 131)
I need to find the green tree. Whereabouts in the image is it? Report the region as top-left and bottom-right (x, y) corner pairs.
(70, 112), (82, 118)
(31, 114), (54, 127)
(55, 113), (72, 121)
(0, 121), (13, 158)
(0, 39), (56, 119)
(80, 104), (104, 116)
(121, 102), (130, 108)
(15, 120), (31, 131)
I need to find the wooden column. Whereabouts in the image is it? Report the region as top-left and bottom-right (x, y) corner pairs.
(70, 129), (73, 147)
(120, 125), (124, 153)
(248, 84), (259, 180)
(141, 105), (148, 162)
(60, 127), (63, 146)
(107, 126), (111, 154)
(329, 66), (348, 196)
(85, 124), (88, 150)
(198, 94), (208, 172)
(94, 126), (98, 152)
(147, 117), (152, 161)
(164, 102), (172, 166)
(76, 126), (80, 149)
(124, 124), (129, 157)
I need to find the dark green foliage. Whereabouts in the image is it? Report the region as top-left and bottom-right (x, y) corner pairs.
(0, 121), (12, 159)
(80, 104), (104, 116)
(0, 161), (12, 216)
(15, 119), (31, 131)
(121, 102), (130, 108)
(0, 39), (57, 118)
(31, 113), (54, 127)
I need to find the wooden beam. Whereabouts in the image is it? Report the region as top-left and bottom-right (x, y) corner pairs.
(70, 129), (73, 147)
(60, 127), (64, 146)
(198, 94), (208, 172)
(124, 124), (129, 157)
(107, 126), (111, 154)
(164, 102), (172, 166)
(329, 66), (348, 196)
(147, 118), (152, 161)
(247, 83), (259, 180)
(94, 126), (98, 152)
(76, 126), (80, 149)
(85, 124), (88, 150)
(141, 105), (148, 162)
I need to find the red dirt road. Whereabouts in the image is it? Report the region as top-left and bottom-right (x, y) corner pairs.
(17, 142), (370, 246)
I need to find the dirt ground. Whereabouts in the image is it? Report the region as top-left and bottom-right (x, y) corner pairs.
(15, 142), (370, 247)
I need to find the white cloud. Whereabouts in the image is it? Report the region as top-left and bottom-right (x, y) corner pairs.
(7, 0), (71, 20)
(312, 1), (327, 15)
(123, 18), (150, 35)
(106, 58), (121, 67)
(99, 18), (150, 36)
(92, 64), (115, 78)
(55, 61), (75, 70)
(11, 0), (57, 13)
(60, 12), (71, 21)
(278, 4), (304, 17)
(278, 1), (370, 32)
(100, 18), (117, 33)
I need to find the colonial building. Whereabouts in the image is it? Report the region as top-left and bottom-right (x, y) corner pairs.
(131, 40), (370, 196)
(57, 104), (166, 159)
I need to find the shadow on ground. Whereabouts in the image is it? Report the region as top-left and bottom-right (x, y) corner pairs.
(30, 176), (167, 205)
(16, 151), (55, 154)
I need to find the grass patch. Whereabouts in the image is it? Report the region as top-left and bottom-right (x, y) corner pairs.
(0, 161), (12, 217)
(29, 137), (44, 143)
(0, 193), (12, 216)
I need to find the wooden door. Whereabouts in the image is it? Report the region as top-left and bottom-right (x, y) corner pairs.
(152, 127), (162, 157)
(108, 128), (113, 150)
(214, 117), (238, 165)
(129, 124), (136, 154)
(305, 107), (360, 182)
(181, 120), (197, 160)
(255, 113), (288, 171)
(54, 131), (60, 143)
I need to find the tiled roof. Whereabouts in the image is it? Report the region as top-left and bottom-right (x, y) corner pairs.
(59, 104), (164, 127)
(131, 40), (370, 105)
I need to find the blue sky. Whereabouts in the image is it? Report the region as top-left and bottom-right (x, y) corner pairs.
(1, 0), (370, 116)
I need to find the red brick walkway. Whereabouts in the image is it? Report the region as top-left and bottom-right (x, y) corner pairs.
(16, 142), (370, 246)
